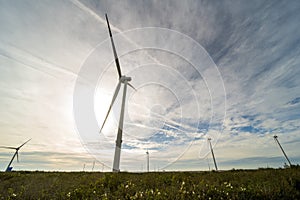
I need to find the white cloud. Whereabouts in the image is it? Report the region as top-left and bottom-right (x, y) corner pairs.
(0, 0), (299, 171)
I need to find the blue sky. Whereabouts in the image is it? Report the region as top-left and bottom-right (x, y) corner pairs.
(0, 0), (300, 172)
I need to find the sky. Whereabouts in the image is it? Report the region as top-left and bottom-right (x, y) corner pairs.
(0, 0), (300, 172)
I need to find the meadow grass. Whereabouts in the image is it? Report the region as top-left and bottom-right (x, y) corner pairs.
(0, 168), (299, 199)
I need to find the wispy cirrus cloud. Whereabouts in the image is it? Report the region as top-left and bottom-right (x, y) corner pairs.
(0, 0), (299, 171)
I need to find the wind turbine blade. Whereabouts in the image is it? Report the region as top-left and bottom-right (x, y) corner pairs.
(128, 83), (137, 91)
(105, 14), (122, 78)
(18, 138), (32, 149)
(100, 81), (122, 132)
(0, 146), (16, 150)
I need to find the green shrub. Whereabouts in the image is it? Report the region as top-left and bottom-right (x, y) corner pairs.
(0, 168), (299, 199)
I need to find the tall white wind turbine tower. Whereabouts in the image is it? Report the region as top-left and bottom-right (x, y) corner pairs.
(100, 14), (136, 172)
(0, 139), (31, 172)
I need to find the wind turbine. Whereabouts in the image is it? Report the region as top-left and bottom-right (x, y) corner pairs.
(146, 149), (149, 172)
(100, 14), (135, 172)
(208, 138), (218, 171)
(0, 139), (31, 172)
(273, 135), (292, 167)
(92, 160), (95, 171)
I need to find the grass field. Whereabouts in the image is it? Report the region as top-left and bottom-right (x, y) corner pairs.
(0, 168), (300, 199)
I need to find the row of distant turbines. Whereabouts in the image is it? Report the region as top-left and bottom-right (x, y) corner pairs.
(0, 135), (293, 172)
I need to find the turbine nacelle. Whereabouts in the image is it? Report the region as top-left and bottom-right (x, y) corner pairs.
(120, 76), (132, 82)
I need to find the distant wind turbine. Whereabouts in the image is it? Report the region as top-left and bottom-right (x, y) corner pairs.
(208, 138), (218, 171)
(100, 14), (136, 172)
(207, 157), (211, 171)
(0, 139), (31, 172)
(146, 149), (149, 172)
(92, 160), (95, 171)
(273, 135), (292, 167)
